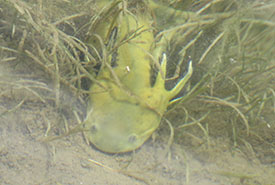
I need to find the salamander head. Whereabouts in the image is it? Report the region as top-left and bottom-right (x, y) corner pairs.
(84, 95), (163, 153)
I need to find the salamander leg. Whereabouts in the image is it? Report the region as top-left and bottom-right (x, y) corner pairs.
(168, 61), (193, 104)
(154, 53), (168, 89)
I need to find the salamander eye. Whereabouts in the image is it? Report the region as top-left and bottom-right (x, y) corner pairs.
(128, 134), (137, 143)
(90, 125), (97, 134)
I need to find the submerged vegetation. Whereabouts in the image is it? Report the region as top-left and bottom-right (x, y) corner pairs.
(0, 0), (274, 180)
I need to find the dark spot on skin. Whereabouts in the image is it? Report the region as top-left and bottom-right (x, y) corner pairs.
(111, 51), (118, 67)
(128, 135), (137, 143)
(90, 125), (97, 134)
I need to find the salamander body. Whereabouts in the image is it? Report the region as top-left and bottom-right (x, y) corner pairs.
(84, 1), (193, 153)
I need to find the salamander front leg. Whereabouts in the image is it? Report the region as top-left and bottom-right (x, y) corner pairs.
(154, 53), (168, 90)
(168, 60), (193, 105)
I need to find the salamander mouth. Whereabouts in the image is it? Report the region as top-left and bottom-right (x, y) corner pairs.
(92, 134), (142, 153)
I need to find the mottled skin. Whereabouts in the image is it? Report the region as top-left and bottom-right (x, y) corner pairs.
(84, 1), (193, 153)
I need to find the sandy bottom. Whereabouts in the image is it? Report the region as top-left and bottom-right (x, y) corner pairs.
(0, 96), (274, 185)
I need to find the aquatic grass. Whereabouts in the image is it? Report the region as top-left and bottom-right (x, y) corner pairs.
(0, 0), (274, 172)
(2, 0), (100, 102)
(158, 0), (275, 166)
(0, 98), (25, 117)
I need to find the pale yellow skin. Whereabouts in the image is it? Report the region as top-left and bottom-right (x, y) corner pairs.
(84, 1), (193, 153)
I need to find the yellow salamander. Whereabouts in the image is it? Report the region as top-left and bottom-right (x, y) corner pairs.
(84, 1), (193, 153)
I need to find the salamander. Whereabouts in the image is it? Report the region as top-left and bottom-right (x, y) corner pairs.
(84, 0), (193, 153)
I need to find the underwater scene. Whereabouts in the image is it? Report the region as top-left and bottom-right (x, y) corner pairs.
(0, 0), (274, 184)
